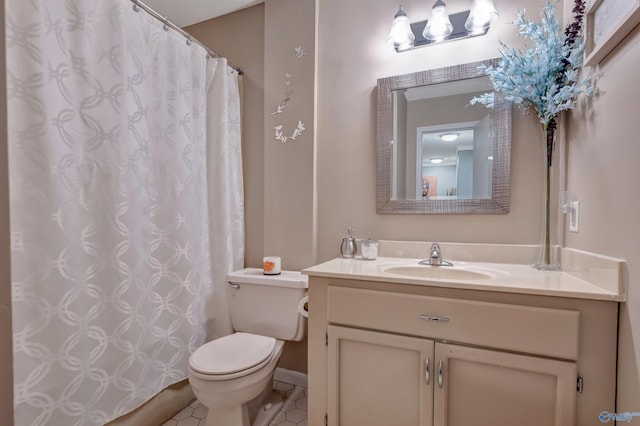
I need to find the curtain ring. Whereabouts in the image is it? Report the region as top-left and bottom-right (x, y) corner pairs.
(132, 2), (140, 12)
(186, 36), (192, 46)
(163, 17), (169, 31)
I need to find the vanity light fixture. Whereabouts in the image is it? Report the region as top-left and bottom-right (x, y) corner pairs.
(430, 157), (444, 164)
(389, 0), (498, 52)
(439, 132), (460, 142)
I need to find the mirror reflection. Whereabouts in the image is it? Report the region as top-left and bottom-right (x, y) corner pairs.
(390, 77), (493, 201)
(376, 59), (511, 214)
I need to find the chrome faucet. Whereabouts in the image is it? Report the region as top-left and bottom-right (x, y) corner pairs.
(430, 242), (443, 265)
(419, 242), (453, 266)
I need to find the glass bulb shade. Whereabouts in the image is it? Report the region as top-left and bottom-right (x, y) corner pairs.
(388, 8), (415, 50)
(464, 0), (498, 33)
(422, 1), (453, 41)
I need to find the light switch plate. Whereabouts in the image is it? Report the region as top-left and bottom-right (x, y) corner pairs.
(569, 201), (580, 233)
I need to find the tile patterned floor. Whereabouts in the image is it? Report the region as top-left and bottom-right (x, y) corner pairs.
(162, 379), (307, 426)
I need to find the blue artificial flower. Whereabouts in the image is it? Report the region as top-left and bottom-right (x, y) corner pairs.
(471, 1), (594, 130)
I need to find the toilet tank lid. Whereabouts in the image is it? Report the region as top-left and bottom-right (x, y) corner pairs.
(226, 268), (309, 289)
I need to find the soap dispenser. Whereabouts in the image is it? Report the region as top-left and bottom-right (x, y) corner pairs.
(340, 226), (357, 258)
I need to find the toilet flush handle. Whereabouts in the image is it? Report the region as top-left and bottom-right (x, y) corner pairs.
(227, 281), (240, 290)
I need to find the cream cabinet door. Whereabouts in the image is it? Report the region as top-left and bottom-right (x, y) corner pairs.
(327, 325), (434, 426)
(433, 343), (577, 426)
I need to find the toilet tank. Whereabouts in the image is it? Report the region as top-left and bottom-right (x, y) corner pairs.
(226, 268), (308, 341)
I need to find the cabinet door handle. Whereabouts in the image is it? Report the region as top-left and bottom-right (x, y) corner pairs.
(424, 356), (430, 384)
(438, 360), (444, 388)
(419, 315), (450, 322)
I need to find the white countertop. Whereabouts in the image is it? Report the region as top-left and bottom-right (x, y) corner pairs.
(302, 256), (625, 302)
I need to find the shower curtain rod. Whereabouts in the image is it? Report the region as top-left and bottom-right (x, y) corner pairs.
(130, 0), (244, 75)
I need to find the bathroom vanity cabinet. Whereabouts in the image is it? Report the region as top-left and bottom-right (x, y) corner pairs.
(305, 260), (622, 426)
(328, 326), (576, 426)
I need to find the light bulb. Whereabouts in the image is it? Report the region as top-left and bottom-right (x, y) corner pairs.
(465, 0), (498, 34)
(388, 6), (415, 50)
(422, 0), (453, 42)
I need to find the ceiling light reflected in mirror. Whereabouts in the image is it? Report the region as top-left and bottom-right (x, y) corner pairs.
(440, 132), (459, 142)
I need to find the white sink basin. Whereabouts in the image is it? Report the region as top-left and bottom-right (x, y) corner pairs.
(384, 265), (492, 280)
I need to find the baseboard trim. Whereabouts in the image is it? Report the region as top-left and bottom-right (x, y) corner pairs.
(274, 367), (308, 388)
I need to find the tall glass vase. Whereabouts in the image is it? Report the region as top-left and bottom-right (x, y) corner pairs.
(535, 123), (561, 270)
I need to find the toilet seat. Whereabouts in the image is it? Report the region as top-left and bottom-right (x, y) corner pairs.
(189, 333), (276, 380)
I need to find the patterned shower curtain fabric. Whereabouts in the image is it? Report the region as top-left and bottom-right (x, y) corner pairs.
(6, 1), (244, 424)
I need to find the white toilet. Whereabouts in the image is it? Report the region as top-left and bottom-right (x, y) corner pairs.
(188, 268), (308, 426)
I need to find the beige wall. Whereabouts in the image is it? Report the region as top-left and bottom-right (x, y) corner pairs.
(316, 0), (547, 261)
(189, 0), (316, 273)
(187, 4), (266, 270)
(565, 25), (640, 412)
(262, 0), (315, 374)
(0, 0), (12, 421)
(263, 0), (316, 271)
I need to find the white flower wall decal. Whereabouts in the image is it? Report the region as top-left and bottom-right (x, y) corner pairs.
(270, 47), (307, 143)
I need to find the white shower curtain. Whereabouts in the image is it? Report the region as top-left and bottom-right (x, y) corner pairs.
(7, 1), (244, 425)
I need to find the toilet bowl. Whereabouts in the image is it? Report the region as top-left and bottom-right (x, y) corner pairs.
(188, 268), (308, 426)
(189, 335), (285, 426)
